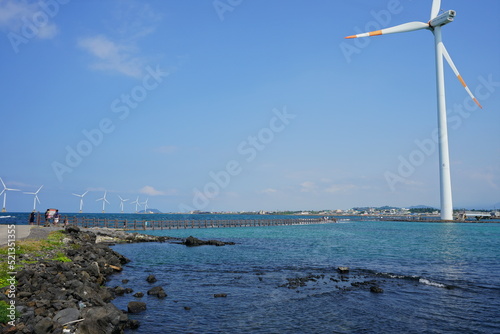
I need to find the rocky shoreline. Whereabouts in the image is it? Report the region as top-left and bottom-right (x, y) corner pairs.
(0, 226), (233, 334)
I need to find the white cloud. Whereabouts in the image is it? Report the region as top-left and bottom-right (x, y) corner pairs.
(0, 0), (59, 39)
(77, 1), (162, 78)
(78, 35), (144, 78)
(261, 188), (278, 194)
(139, 186), (166, 196)
(300, 181), (317, 193)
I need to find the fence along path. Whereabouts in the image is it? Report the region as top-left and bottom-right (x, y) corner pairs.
(30, 216), (336, 230)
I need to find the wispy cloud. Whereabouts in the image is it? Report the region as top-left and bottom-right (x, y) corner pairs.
(77, 0), (162, 78)
(0, 0), (59, 39)
(261, 188), (278, 194)
(139, 186), (166, 196)
(78, 35), (144, 78)
(300, 181), (317, 193)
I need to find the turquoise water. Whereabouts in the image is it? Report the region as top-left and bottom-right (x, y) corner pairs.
(106, 220), (500, 333)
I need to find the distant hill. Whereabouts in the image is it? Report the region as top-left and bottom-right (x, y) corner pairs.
(409, 205), (436, 209)
(137, 208), (162, 214)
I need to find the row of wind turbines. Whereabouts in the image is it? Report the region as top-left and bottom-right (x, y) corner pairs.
(72, 191), (150, 214)
(0, 176), (150, 213)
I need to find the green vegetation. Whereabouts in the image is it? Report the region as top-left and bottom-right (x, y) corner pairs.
(0, 231), (70, 289)
(0, 300), (19, 324)
(51, 252), (71, 262)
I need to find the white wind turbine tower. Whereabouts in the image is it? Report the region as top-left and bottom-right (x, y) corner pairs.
(142, 198), (149, 213)
(118, 195), (129, 213)
(345, 0), (482, 221)
(24, 185), (43, 212)
(96, 191), (110, 213)
(130, 196), (140, 213)
(72, 191), (88, 213)
(0, 177), (20, 212)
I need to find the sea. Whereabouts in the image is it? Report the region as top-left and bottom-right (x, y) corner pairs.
(2, 213), (500, 333)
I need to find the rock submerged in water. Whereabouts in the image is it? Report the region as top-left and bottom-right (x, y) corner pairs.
(146, 274), (157, 283)
(128, 301), (147, 313)
(147, 286), (167, 298)
(183, 235), (235, 247)
(370, 286), (384, 293)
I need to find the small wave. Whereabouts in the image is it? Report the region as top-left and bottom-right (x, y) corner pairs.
(0, 216), (12, 219)
(361, 270), (451, 289)
(419, 278), (446, 288)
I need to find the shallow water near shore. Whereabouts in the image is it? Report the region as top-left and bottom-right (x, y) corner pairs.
(106, 220), (500, 333)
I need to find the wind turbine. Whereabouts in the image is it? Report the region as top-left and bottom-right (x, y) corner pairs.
(24, 185), (43, 212)
(142, 198), (149, 213)
(345, 0), (482, 221)
(130, 196), (140, 213)
(96, 191), (110, 213)
(0, 177), (20, 212)
(118, 195), (129, 213)
(72, 191), (88, 213)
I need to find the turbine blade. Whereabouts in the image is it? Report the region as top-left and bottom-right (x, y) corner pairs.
(36, 196), (40, 204)
(441, 44), (483, 108)
(345, 22), (429, 39)
(0, 177), (6, 189)
(430, 0), (442, 20)
(36, 185), (43, 193)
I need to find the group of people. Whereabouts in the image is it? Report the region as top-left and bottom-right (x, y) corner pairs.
(29, 209), (68, 227)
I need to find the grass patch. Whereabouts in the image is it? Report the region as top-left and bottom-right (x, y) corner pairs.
(0, 300), (19, 324)
(0, 230), (69, 288)
(51, 252), (71, 262)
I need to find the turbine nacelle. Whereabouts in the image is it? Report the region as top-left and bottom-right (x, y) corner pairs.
(429, 10), (456, 28)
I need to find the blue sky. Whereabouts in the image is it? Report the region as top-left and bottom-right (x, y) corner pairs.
(0, 0), (499, 213)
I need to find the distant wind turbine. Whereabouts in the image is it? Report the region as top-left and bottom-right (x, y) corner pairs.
(118, 195), (129, 213)
(130, 197), (140, 213)
(96, 191), (110, 213)
(0, 177), (20, 212)
(24, 185), (43, 212)
(72, 191), (88, 213)
(345, 0), (482, 221)
(142, 198), (149, 213)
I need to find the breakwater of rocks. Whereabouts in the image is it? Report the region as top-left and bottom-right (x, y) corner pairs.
(0, 226), (233, 334)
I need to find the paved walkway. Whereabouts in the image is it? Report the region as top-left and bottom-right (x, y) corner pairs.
(0, 225), (64, 246)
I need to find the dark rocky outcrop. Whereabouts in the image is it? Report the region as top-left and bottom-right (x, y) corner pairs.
(0, 226), (169, 333)
(370, 286), (384, 293)
(146, 274), (157, 283)
(78, 303), (128, 333)
(147, 286), (167, 298)
(127, 302), (147, 314)
(183, 236), (235, 247)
